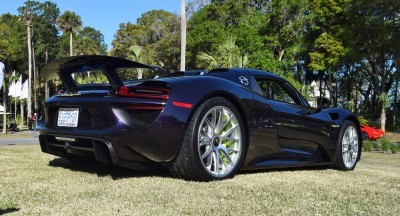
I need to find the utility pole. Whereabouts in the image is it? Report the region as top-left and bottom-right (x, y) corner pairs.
(180, 0), (186, 71)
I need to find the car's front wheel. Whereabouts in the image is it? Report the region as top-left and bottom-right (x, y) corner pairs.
(169, 97), (245, 181)
(333, 120), (360, 170)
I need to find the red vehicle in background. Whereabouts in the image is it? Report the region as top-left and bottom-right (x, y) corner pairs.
(360, 124), (384, 140)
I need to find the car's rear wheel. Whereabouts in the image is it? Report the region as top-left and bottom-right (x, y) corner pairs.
(333, 121), (360, 170)
(169, 97), (245, 181)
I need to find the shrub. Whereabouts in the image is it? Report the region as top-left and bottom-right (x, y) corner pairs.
(372, 141), (381, 151)
(380, 139), (392, 152)
(363, 141), (373, 152)
(389, 143), (398, 154)
(358, 116), (369, 125)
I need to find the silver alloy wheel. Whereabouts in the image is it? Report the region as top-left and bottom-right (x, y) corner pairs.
(342, 126), (359, 169)
(198, 106), (242, 177)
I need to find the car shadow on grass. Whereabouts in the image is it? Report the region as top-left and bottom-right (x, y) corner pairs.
(48, 158), (170, 180)
(239, 165), (331, 176)
(48, 157), (333, 181)
(0, 207), (19, 215)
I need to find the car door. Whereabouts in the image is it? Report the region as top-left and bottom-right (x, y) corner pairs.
(254, 77), (328, 163)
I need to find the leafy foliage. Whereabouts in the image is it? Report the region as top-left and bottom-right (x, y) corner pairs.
(111, 10), (180, 71)
(196, 37), (247, 70)
(363, 141), (373, 152)
(75, 27), (107, 55)
(389, 143), (398, 154)
(56, 10), (82, 34)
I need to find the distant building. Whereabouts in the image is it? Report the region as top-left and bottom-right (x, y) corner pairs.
(308, 81), (330, 108)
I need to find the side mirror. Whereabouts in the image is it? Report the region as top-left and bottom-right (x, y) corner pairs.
(317, 97), (331, 108)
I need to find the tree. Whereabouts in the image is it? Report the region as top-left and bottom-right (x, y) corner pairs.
(0, 23), (11, 60)
(1, 13), (27, 129)
(57, 10), (82, 56)
(111, 10), (181, 71)
(379, 92), (389, 132)
(187, 1), (266, 70)
(32, 1), (59, 102)
(18, 1), (60, 113)
(309, 33), (345, 105)
(18, 4), (35, 122)
(348, 0), (400, 119)
(128, 45), (143, 79)
(75, 26), (107, 55)
(33, 1), (59, 64)
(197, 37), (247, 70)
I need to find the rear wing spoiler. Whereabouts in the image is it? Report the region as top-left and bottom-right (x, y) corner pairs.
(42, 55), (163, 92)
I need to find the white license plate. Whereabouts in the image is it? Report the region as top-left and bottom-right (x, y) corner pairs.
(57, 108), (79, 127)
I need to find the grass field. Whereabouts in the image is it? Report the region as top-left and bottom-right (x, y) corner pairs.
(0, 145), (399, 215)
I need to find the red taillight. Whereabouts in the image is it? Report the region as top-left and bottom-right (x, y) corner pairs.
(116, 86), (171, 100)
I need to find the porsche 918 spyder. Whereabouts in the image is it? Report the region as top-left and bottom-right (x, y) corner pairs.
(39, 55), (362, 181)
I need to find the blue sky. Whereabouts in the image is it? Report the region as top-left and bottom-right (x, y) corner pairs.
(0, 0), (182, 50)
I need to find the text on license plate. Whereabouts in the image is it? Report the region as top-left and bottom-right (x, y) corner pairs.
(57, 108), (79, 127)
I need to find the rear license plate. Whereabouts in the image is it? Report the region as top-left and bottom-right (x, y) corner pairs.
(57, 108), (79, 127)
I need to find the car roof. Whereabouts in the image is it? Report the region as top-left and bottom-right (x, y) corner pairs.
(245, 68), (285, 80)
(209, 68), (284, 79)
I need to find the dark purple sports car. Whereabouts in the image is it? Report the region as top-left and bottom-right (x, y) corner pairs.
(39, 55), (361, 181)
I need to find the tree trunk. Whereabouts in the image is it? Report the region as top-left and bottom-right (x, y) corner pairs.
(32, 42), (37, 111)
(180, 0), (186, 71)
(45, 50), (49, 99)
(381, 107), (386, 133)
(278, 49), (285, 62)
(394, 77), (398, 129)
(137, 69), (143, 79)
(20, 99), (24, 127)
(27, 23), (32, 124)
(70, 32), (73, 56)
(2, 87), (7, 134)
(70, 32), (75, 79)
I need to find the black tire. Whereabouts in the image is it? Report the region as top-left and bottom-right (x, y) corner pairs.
(333, 120), (361, 171)
(168, 97), (246, 181)
(14, 128), (19, 132)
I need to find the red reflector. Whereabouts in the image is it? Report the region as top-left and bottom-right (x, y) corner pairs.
(173, 101), (193, 109)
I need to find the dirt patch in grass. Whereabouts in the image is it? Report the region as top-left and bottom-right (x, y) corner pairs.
(1, 145), (399, 215)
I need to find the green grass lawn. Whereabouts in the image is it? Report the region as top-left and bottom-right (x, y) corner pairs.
(1, 145), (399, 215)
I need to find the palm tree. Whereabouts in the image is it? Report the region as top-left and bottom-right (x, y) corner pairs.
(197, 37), (248, 70)
(128, 45), (144, 79)
(20, 8), (33, 123)
(180, 0), (186, 71)
(379, 92), (389, 132)
(57, 10), (82, 56)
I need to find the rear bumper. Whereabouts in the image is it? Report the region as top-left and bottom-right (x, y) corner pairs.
(39, 133), (154, 170)
(38, 113), (187, 169)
